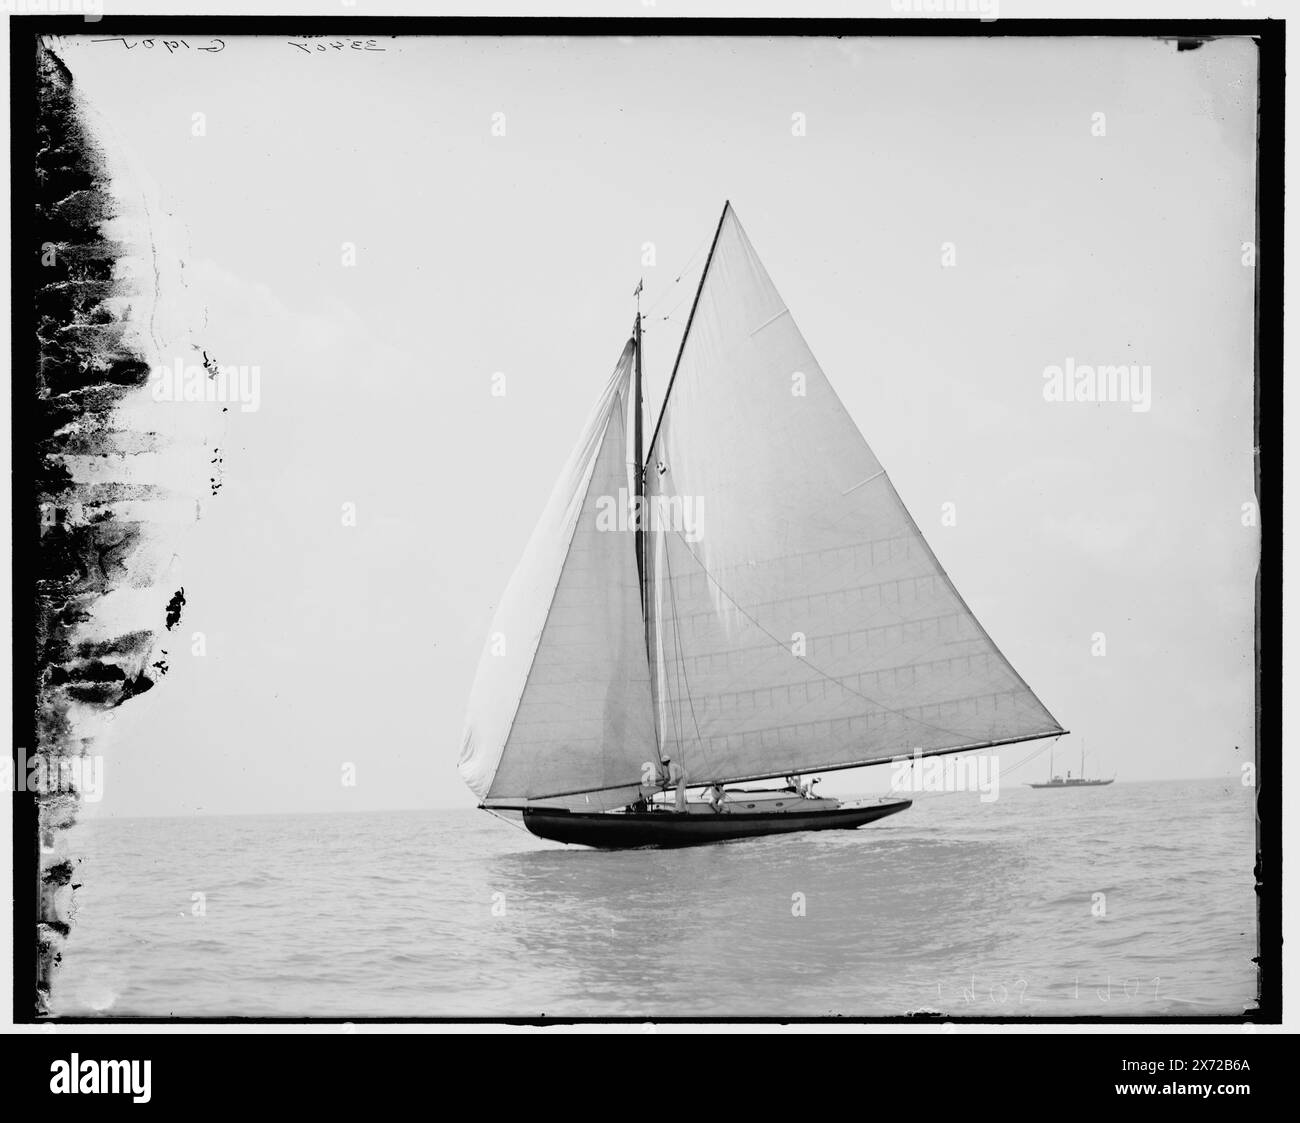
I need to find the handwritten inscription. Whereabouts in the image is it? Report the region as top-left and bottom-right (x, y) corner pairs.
(86, 37), (387, 57)
(92, 38), (225, 54)
(288, 39), (386, 54)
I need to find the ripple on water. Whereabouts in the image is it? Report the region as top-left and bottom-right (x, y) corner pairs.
(51, 783), (1257, 1017)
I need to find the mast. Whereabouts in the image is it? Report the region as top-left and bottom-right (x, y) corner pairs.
(633, 280), (660, 761)
(642, 201), (733, 769)
(633, 280), (645, 611)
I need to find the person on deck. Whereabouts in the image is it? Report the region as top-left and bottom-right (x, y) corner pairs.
(663, 757), (686, 813)
(705, 783), (726, 813)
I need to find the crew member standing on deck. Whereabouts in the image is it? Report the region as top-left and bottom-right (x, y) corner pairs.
(662, 756), (686, 812)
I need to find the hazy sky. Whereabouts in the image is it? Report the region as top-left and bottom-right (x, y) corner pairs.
(56, 33), (1257, 816)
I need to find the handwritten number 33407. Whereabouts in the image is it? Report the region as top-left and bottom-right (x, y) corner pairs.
(289, 40), (386, 54)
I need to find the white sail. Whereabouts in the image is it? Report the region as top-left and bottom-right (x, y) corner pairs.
(459, 340), (657, 811)
(644, 204), (1063, 787)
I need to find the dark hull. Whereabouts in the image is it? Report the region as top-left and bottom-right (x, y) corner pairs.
(522, 798), (913, 849)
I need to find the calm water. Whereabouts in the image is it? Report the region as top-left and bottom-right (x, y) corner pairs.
(51, 779), (1257, 1018)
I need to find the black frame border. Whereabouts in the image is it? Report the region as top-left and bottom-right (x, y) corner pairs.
(9, 13), (1283, 1026)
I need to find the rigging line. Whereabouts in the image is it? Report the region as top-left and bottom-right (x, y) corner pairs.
(642, 233), (712, 316)
(664, 552), (687, 759)
(658, 556), (687, 764)
(999, 733), (1064, 778)
(663, 534), (710, 778)
(673, 235), (710, 284)
(662, 526), (1037, 746)
(645, 565), (669, 767)
(643, 542), (665, 768)
(657, 287), (695, 323)
(482, 806), (531, 834)
(666, 564), (692, 767)
(666, 641), (686, 762)
(647, 201), (731, 460)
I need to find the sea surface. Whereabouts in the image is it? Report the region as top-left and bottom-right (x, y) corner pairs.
(51, 779), (1257, 1019)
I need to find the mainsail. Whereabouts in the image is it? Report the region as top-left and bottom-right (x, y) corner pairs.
(643, 203), (1063, 788)
(460, 203), (1062, 809)
(459, 340), (657, 811)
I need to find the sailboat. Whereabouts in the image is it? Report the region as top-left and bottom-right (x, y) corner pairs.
(459, 202), (1065, 848)
(1026, 740), (1113, 788)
